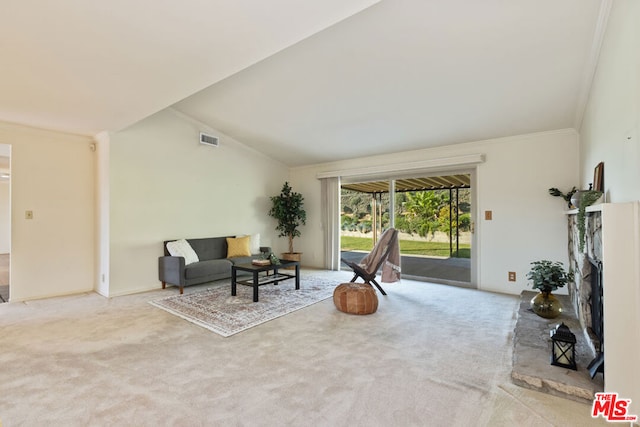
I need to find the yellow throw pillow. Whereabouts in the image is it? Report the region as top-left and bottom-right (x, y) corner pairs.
(226, 236), (251, 258)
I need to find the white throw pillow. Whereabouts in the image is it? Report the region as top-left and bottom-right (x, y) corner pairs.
(239, 233), (261, 254)
(250, 233), (260, 254)
(166, 239), (199, 265)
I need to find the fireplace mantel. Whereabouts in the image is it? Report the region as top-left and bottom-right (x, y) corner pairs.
(565, 203), (603, 215)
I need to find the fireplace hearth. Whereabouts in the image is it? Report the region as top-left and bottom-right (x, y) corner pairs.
(511, 291), (603, 403)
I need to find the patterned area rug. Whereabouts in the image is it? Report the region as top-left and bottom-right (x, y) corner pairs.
(149, 275), (338, 337)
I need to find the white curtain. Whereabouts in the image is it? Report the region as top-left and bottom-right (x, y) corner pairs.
(320, 176), (340, 270)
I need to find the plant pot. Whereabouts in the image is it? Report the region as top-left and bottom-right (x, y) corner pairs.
(281, 252), (302, 270)
(570, 190), (587, 209)
(530, 291), (563, 319)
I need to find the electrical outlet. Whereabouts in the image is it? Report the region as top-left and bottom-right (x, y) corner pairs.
(485, 210), (493, 220)
(508, 271), (516, 281)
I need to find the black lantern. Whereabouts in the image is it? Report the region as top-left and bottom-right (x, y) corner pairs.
(550, 323), (577, 370)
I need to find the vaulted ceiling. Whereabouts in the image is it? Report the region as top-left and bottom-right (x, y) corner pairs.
(1, 0), (380, 135)
(1, 0), (607, 167)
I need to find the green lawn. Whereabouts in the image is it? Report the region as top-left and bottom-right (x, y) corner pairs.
(341, 236), (471, 258)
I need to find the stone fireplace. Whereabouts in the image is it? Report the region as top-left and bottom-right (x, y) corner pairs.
(510, 206), (616, 402)
(567, 209), (603, 369)
(513, 202), (639, 407)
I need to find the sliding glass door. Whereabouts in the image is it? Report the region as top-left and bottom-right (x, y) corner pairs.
(339, 184), (390, 268)
(340, 173), (473, 286)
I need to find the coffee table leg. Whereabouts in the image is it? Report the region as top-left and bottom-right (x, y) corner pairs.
(231, 267), (237, 296)
(253, 271), (259, 302)
(295, 263), (300, 290)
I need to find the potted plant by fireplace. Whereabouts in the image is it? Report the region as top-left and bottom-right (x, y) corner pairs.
(268, 182), (306, 265)
(526, 260), (572, 319)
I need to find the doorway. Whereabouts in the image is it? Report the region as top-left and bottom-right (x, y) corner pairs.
(340, 172), (473, 287)
(0, 144), (10, 302)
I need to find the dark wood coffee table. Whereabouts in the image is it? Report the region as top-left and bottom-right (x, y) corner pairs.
(231, 260), (300, 302)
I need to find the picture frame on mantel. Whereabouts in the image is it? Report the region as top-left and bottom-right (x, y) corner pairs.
(593, 162), (604, 192)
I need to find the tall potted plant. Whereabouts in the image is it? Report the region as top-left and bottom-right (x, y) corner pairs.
(268, 182), (307, 263)
(526, 260), (572, 319)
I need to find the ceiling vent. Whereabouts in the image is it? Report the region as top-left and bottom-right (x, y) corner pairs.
(199, 132), (219, 147)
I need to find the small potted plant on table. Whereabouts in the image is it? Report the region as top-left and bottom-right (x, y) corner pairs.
(526, 260), (572, 319)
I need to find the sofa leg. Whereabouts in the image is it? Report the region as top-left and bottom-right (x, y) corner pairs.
(162, 281), (166, 289)
(180, 285), (184, 295)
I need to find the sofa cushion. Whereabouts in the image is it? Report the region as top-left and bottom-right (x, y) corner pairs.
(228, 255), (253, 265)
(187, 237), (227, 261)
(166, 239), (199, 265)
(185, 259), (232, 279)
(239, 233), (261, 255)
(226, 236), (251, 258)
(250, 233), (260, 254)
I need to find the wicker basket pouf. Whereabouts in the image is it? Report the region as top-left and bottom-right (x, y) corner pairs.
(333, 282), (378, 315)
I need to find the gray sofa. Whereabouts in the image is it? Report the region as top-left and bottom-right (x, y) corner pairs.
(159, 236), (270, 294)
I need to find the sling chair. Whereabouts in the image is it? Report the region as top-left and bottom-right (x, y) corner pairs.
(341, 228), (400, 296)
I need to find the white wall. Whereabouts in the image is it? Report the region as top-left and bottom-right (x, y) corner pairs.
(290, 129), (579, 295)
(107, 108), (289, 296)
(94, 131), (110, 297)
(0, 144), (10, 254)
(579, 0), (640, 415)
(0, 121), (95, 301)
(580, 0), (640, 203)
(0, 182), (9, 254)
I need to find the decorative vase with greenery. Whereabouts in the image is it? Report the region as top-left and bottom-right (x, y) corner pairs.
(576, 190), (603, 252)
(526, 260), (572, 319)
(268, 182), (307, 263)
(549, 187), (578, 209)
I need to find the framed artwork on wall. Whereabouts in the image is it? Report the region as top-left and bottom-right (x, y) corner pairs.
(593, 162), (604, 192)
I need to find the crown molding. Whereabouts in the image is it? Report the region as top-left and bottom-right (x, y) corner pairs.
(574, 0), (613, 130)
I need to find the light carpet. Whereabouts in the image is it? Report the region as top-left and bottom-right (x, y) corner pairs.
(150, 274), (338, 336)
(0, 270), (606, 426)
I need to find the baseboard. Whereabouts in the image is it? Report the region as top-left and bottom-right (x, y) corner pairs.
(9, 288), (95, 303)
(106, 284), (164, 298)
(402, 274), (475, 289)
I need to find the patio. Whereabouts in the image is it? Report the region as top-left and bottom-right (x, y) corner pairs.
(340, 250), (471, 287)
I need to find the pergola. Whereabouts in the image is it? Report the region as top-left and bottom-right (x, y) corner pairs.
(341, 174), (471, 256)
(341, 174), (470, 194)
